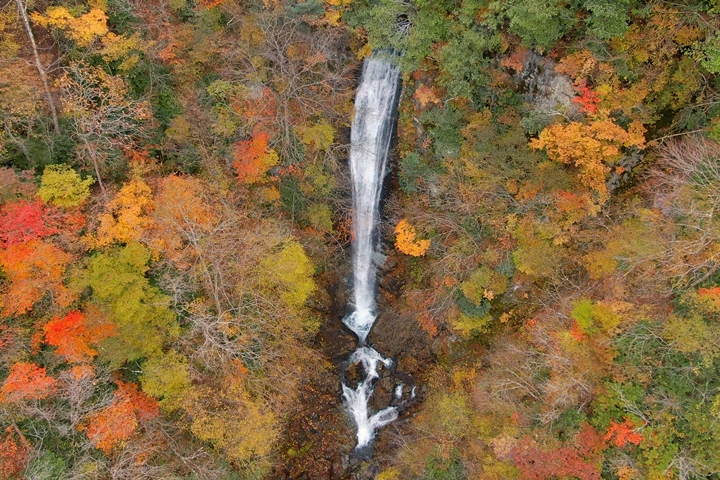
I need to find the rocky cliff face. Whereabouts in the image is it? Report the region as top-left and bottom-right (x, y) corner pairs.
(516, 50), (581, 119)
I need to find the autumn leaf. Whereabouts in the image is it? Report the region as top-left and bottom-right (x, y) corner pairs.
(82, 381), (158, 454)
(605, 418), (644, 448)
(394, 219), (430, 256)
(44, 310), (116, 363)
(0, 200), (58, 246)
(0, 239), (74, 316)
(94, 179), (155, 248)
(233, 131), (279, 184)
(0, 427), (29, 479)
(0, 362), (57, 403)
(414, 84), (440, 108)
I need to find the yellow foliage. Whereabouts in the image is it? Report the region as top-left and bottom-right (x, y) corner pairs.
(394, 219), (431, 256)
(377, 468), (401, 480)
(95, 179), (155, 248)
(32, 7), (108, 47)
(296, 119), (335, 151)
(100, 32), (146, 71)
(186, 380), (279, 463)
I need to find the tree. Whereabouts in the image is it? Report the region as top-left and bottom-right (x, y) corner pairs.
(82, 381), (158, 454)
(233, 131), (279, 184)
(78, 242), (179, 365)
(395, 219), (431, 256)
(0, 362), (56, 403)
(0, 426), (30, 479)
(185, 378), (279, 465)
(509, 423), (607, 480)
(0, 239), (74, 316)
(30, 6), (108, 48)
(605, 418), (643, 448)
(94, 179), (155, 248)
(140, 350), (190, 411)
(150, 174), (218, 268)
(530, 118), (645, 202)
(258, 241), (315, 311)
(0, 200), (58, 246)
(57, 64), (151, 195)
(37, 164), (94, 208)
(11, 0), (59, 134)
(44, 310), (115, 363)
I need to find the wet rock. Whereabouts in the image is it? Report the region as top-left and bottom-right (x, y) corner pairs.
(370, 376), (394, 411)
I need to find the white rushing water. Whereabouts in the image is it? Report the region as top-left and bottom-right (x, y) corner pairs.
(342, 56), (402, 450)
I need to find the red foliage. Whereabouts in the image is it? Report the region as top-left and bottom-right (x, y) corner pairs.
(0, 427), (30, 479)
(605, 418), (643, 448)
(0, 362), (57, 403)
(0, 200), (58, 246)
(44, 311), (116, 363)
(572, 82), (601, 115)
(83, 381), (159, 454)
(510, 423), (607, 480)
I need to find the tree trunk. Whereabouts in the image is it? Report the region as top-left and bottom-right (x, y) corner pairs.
(14, 0), (60, 135)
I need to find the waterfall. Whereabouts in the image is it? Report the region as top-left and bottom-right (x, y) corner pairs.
(342, 55), (402, 450)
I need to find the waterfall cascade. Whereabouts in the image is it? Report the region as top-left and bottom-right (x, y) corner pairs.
(342, 56), (402, 450)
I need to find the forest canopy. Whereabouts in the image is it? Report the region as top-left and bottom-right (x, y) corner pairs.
(1, 0), (720, 479)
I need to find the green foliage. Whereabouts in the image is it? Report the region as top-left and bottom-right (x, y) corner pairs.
(583, 0), (633, 39)
(437, 27), (499, 102)
(423, 449), (467, 480)
(571, 299), (595, 332)
(422, 106), (465, 159)
(402, 7), (453, 73)
(701, 34), (720, 74)
(78, 242), (179, 366)
(398, 152), (431, 194)
(38, 164), (94, 207)
(461, 266), (508, 306)
(500, 0), (576, 50)
(24, 450), (67, 480)
(153, 85), (183, 130)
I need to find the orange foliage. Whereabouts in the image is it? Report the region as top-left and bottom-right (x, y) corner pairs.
(530, 119), (645, 200)
(241, 88), (279, 134)
(233, 131), (279, 184)
(414, 84), (441, 108)
(83, 381), (159, 454)
(0, 362), (57, 403)
(151, 175), (217, 268)
(605, 418), (643, 448)
(44, 311), (116, 363)
(0, 427), (29, 479)
(569, 319), (587, 341)
(698, 286), (720, 297)
(0, 239), (74, 316)
(394, 219), (431, 256)
(199, 0), (225, 8)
